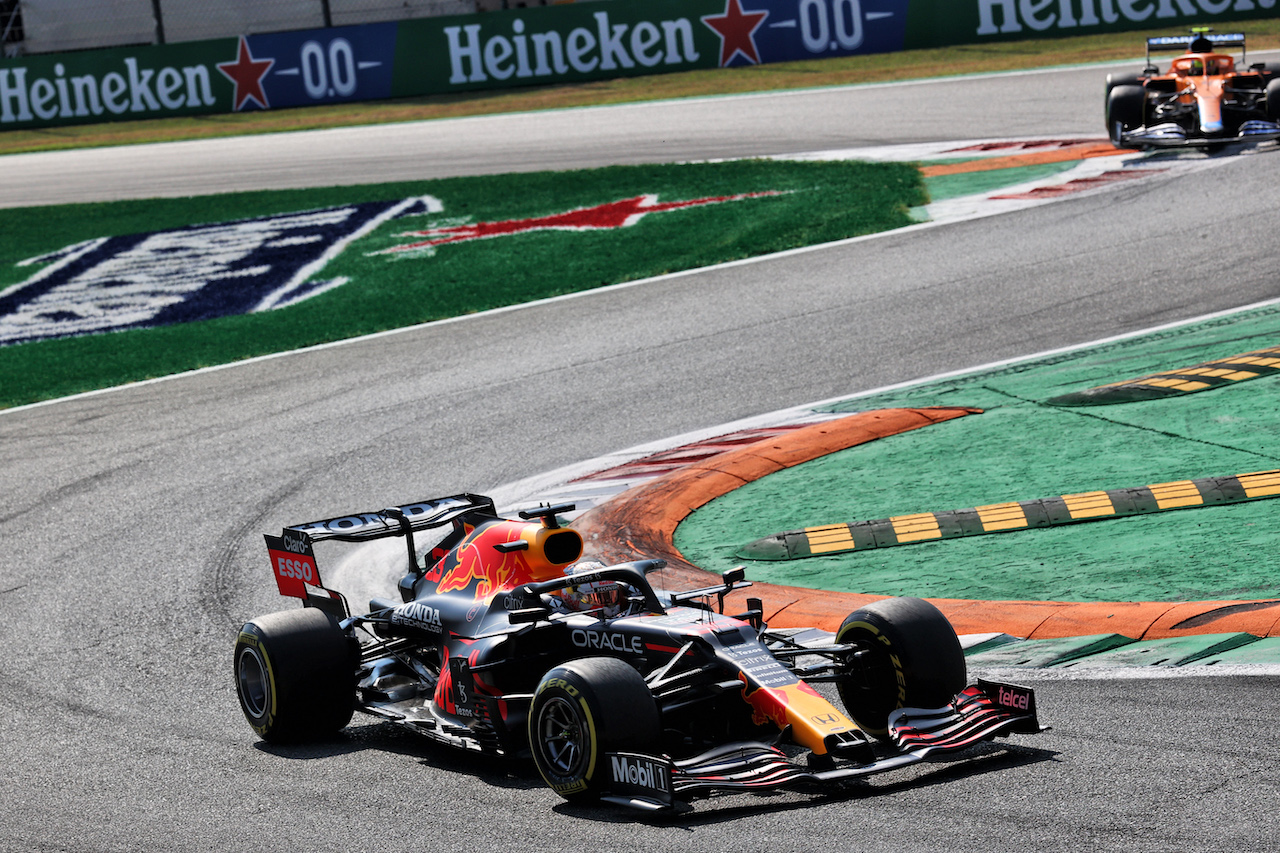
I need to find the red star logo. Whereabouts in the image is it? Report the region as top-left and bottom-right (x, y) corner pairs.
(701, 0), (769, 67)
(217, 37), (274, 111)
(377, 192), (784, 254)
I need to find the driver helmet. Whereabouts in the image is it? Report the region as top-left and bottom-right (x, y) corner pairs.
(559, 560), (623, 616)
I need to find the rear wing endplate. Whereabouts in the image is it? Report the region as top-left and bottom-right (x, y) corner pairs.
(263, 528), (348, 615)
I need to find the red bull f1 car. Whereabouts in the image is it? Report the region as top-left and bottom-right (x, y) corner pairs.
(1105, 30), (1280, 149)
(233, 494), (1043, 812)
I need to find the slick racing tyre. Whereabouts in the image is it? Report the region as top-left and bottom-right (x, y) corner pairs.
(1106, 84), (1146, 146)
(835, 597), (966, 740)
(1267, 78), (1280, 122)
(528, 657), (660, 803)
(234, 607), (357, 743)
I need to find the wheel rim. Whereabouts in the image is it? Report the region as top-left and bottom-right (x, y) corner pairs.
(237, 646), (271, 719)
(836, 622), (897, 737)
(537, 695), (585, 777)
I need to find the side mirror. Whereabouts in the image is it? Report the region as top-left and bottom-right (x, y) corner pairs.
(518, 502), (576, 529)
(716, 566), (750, 614)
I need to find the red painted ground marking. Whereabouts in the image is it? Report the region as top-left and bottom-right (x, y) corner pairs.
(571, 425), (810, 483)
(377, 192), (785, 254)
(946, 139), (1109, 153)
(990, 168), (1166, 200)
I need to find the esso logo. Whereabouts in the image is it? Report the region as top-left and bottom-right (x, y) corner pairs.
(276, 556), (316, 584)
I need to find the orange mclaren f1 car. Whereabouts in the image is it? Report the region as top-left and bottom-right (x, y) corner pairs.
(233, 494), (1043, 812)
(1105, 30), (1280, 148)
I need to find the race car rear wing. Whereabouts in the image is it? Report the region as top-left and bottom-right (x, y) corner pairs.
(1146, 32), (1246, 63)
(263, 493), (499, 615)
(284, 493), (497, 543)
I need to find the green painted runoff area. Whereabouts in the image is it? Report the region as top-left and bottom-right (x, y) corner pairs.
(0, 159), (923, 408)
(674, 301), (1280, 604)
(961, 632), (1280, 669)
(922, 162), (1080, 203)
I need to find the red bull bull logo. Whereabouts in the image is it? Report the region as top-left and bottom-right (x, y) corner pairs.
(434, 525), (530, 600)
(432, 519), (580, 600)
(740, 676), (856, 754)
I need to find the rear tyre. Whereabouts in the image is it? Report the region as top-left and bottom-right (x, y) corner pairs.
(528, 657), (660, 803)
(234, 608), (357, 743)
(1106, 84), (1147, 146)
(836, 597), (966, 740)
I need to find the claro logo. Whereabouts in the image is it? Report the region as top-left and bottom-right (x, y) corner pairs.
(280, 529), (311, 554)
(570, 629), (643, 655)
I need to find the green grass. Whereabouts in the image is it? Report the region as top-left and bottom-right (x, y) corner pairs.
(4, 18), (1280, 156)
(0, 158), (924, 408)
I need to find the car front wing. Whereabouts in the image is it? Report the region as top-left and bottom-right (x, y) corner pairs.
(1119, 120), (1280, 148)
(598, 680), (1043, 811)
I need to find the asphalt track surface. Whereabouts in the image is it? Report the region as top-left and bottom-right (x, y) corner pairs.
(4, 61), (1280, 851)
(1, 63), (1125, 208)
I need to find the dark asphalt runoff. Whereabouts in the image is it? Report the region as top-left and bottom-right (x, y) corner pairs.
(2, 59), (1279, 851)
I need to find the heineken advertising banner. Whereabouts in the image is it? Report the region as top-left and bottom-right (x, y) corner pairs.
(2, 0), (1276, 130)
(0, 22), (399, 128)
(388, 0), (910, 94)
(903, 0), (1277, 48)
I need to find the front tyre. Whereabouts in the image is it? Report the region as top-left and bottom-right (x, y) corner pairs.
(234, 607), (357, 743)
(528, 657), (660, 803)
(1266, 78), (1280, 122)
(1106, 84), (1147, 146)
(836, 597), (966, 740)
(1105, 72), (1143, 94)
